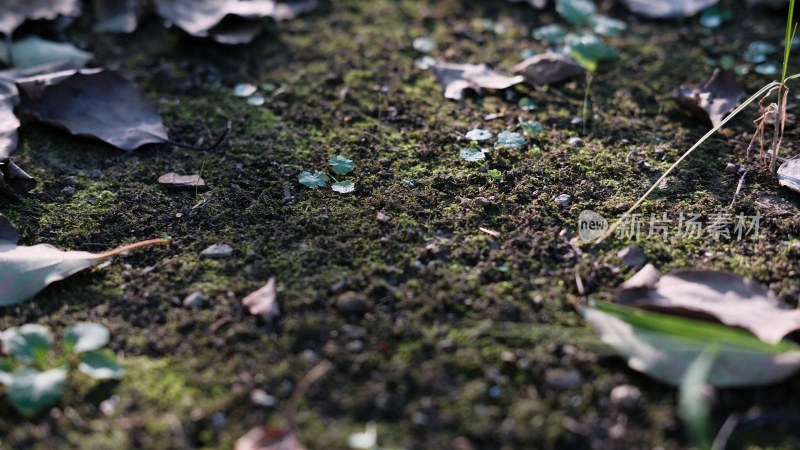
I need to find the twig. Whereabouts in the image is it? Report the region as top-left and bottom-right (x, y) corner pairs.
(729, 169), (747, 208)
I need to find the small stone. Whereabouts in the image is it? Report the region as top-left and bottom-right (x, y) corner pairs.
(568, 136), (584, 146)
(545, 369), (583, 390)
(250, 389), (277, 407)
(610, 384), (641, 409)
(376, 212), (391, 223)
(336, 291), (367, 315)
(345, 340), (364, 352)
(500, 351), (516, 363)
(183, 292), (206, 308)
(618, 245), (646, 267)
(61, 186), (76, 197)
(64, 176), (79, 186)
(724, 163), (739, 174)
(200, 244), (234, 259)
(99, 395), (119, 416)
(554, 194), (571, 207)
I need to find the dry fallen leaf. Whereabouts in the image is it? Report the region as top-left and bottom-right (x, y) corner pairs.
(0, 89), (19, 159)
(617, 264), (800, 345)
(777, 158), (800, 194)
(158, 172), (206, 189)
(235, 426), (305, 450)
(430, 61), (524, 100)
(242, 277), (280, 321)
(0, 0), (81, 35)
(156, 0), (318, 45)
(674, 68), (746, 127)
(17, 69), (170, 151)
(619, 0), (719, 18)
(0, 158), (36, 200)
(0, 214), (19, 244)
(511, 53), (585, 85)
(94, 0), (140, 33)
(0, 238), (169, 306)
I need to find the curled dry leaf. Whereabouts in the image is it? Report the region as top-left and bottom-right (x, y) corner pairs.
(618, 264), (800, 345)
(511, 53), (585, 85)
(0, 0), (81, 35)
(429, 61), (524, 100)
(235, 426), (305, 450)
(158, 172), (206, 189)
(619, 0), (719, 18)
(156, 0), (319, 45)
(0, 159), (36, 200)
(0, 238), (169, 306)
(0, 88), (19, 159)
(242, 277), (280, 321)
(777, 158), (800, 194)
(94, 0), (140, 33)
(0, 214), (19, 244)
(17, 69), (169, 151)
(674, 68), (746, 128)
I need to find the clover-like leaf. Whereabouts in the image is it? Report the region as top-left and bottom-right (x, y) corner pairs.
(520, 121), (545, 137)
(1, 324), (52, 365)
(332, 181), (355, 194)
(78, 349), (124, 380)
(495, 131), (525, 150)
(460, 148), (486, 162)
(64, 322), (110, 354)
(298, 171), (329, 189)
(328, 155), (354, 175)
(565, 33), (618, 72)
(555, 0), (597, 25)
(465, 128), (492, 141)
(7, 367), (67, 417)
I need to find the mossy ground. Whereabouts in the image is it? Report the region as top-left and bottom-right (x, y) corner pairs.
(1, 0), (800, 449)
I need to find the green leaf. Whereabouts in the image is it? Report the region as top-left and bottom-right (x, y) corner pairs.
(298, 171), (329, 188)
(64, 322), (110, 354)
(1, 324), (52, 365)
(328, 155), (354, 175)
(79, 349), (124, 380)
(495, 131), (525, 150)
(460, 148), (486, 162)
(331, 181), (355, 194)
(679, 348), (719, 450)
(487, 169), (502, 181)
(555, 0), (597, 25)
(7, 367), (67, 417)
(565, 33), (618, 72)
(581, 301), (800, 387)
(531, 24), (565, 43)
(465, 128), (493, 141)
(589, 15), (627, 37)
(520, 121), (545, 137)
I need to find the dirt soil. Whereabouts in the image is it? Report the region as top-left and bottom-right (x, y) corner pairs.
(1, 0), (800, 449)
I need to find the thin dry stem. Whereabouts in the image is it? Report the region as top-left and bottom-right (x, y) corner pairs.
(96, 238), (171, 258)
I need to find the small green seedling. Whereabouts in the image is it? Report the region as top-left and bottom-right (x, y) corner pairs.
(487, 169), (502, 181)
(495, 131), (526, 150)
(0, 322), (123, 417)
(298, 155), (356, 194)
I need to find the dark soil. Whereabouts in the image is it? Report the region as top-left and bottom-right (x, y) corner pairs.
(1, 0), (800, 449)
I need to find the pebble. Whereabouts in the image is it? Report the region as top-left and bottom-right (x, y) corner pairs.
(99, 395), (119, 416)
(61, 186), (76, 197)
(724, 163), (739, 174)
(554, 194), (571, 206)
(545, 369), (583, 390)
(345, 340), (364, 352)
(250, 389), (277, 407)
(617, 245), (646, 267)
(376, 212), (391, 223)
(200, 244), (234, 259)
(64, 176), (79, 186)
(183, 292), (206, 308)
(609, 384), (641, 409)
(568, 136), (584, 146)
(336, 291), (367, 315)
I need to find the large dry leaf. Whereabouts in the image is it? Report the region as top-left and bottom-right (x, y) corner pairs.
(430, 61), (524, 100)
(0, 89), (19, 159)
(619, 0), (719, 18)
(674, 68), (746, 127)
(94, 0), (140, 33)
(511, 53), (585, 85)
(618, 264), (800, 345)
(0, 214), (19, 244)
(242, 277), (280, 320)
(777, 158), (800, 194)
(0, 0), (81, 35)
(582, 302), (800, 387)
(0, 159), (36, 200)
(235, 426), (305, 450)
(156, 0), (318, 45)
(0, 239), (169, 306)
(17, 69), (169, 151)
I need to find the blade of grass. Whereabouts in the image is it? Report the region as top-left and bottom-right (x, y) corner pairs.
(679, 346), (720, 450)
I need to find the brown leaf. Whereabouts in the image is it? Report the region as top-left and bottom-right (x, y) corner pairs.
(429, 61), (524, 100)
(0, 158), (36, 200)
(0, 214), (19, 244)
(777, 158), (800, 195)
(94, 0), (140, 33)
(619, 0), (719, 18)
(242, 277), (280, 321)
(158, 172), (206, 189)
(16, 69), (169, 151)
(511, 53), (585, 85)
(617, 265), (800, 344)
(235, 426), (305, 450)
(155, 0), (318, 45)
(0, 0), (81, 35)
(674, 68), (746, 127)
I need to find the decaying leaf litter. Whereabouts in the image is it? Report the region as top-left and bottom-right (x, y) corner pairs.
(1, 0), (800, 448)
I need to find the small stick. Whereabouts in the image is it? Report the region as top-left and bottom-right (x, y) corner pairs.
(729, 169), (747, 208)
(97, 239), (171, 258)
